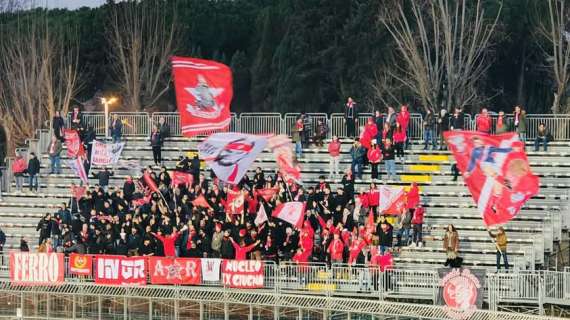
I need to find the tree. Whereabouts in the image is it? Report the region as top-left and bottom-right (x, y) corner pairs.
(538, 0), (570, 114)
(381, 0), (501, 113)
(106, 0), (179, 111)
(0, 10), (82, 153)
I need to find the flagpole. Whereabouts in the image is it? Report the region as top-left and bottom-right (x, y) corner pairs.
(280, 173), (293, 201)
(487, 227), (503, 254)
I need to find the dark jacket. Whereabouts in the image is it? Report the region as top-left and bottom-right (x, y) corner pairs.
(27, 157), (40, 175)
(451, 112), (465, 130)
(93, 170), (114, 186)
(110, 119), (123, 137)
(159, 123), (170, 140)
(150, 132), (162, 147)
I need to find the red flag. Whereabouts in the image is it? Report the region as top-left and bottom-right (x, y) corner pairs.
(226, 189), (244, 215)
(171, 171), (194, 188)
(256, 187), (279, 202)
(378, 185), (407, 215)
(63, 129), (85, 158)
(143, 172), (159, 193)
(192, 195), (212, 210)
(171, 57), (233, 137)
(69, 253), (92, 275)
(272, 201), (305, 228)
(267, 135), (302, 183)
(444, 131), (540, 226)
(70, 185), (86, 201)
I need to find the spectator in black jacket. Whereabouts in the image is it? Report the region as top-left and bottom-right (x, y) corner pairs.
(376, 215), (393, 255)
(150, 125), (162, 166)
(0, 227), (5, 255)
(158, 117), (170, 140)
(37, 213), (53, 246)
(437, 109), (451, 150)
(190, 155), (201, 182)
(93, 168), (114, 192)
(27, 152), (40, 192)
(450, 107), (465, 131)
(52, 110), (65, 142)
(20, 237), (29, 252)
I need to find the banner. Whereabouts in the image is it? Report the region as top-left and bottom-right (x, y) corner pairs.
(148, 257), (201, 285)
(9, 252), (64, 286)
(172, 56), (233, 137)
(198, 133), (267, 184)
(267, 135), (302, 183)
(69, 253), (92, 275)
(272, 201), (305, 228)
(90, 140), (125, 166)
(378, 185), (407, 215)
(255, 204), (268, 226)
(221, 260), (264, 289)
(171, 171), (194, 188)
(67, 156), (89, 185)
(444, 131), (540, 226)
(438, 268), (486, 320)
(95, 255), (146, 285)
(64, 129), (84, 158)
(201, 258), (221, 282)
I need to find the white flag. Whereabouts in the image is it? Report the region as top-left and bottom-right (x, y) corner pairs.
(201, 258), (221, 282)
(90, 140), (125, 166)
(272, 201), (306, 228)
(255, 204), (268, 226)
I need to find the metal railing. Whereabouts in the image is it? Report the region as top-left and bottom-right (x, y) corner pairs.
(54, 112), (570, 140)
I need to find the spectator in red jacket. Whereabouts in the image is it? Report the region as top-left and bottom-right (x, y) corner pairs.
(411, 205), (425, 247)
(230, 237), (261, 260)
(151, 225), (186, 257)
(397, 105), (411, 149)
(406, 182), (420, 210)
(327, 231), (345, 263)
(12, 151), (27, 192)
(393, 122), (406, 162)
(367, 140), (382, 180)
(367, 183), (380, 215)
(328, 135), (342, 180)
(360, 118), (378, 150)
(476, 108), (492, 134)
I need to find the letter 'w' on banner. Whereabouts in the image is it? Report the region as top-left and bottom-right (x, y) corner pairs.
(171, 56), (233, 137)
(272, 201), (306, 228)
(444, 131), (540, 226)
(198, 133), (267, 184)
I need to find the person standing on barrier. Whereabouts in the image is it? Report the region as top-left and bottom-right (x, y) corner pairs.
(489, 227), (509, 272)
(344, 97), (358, 138)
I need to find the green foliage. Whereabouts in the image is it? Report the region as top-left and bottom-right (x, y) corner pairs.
(0, 0), (560, 113)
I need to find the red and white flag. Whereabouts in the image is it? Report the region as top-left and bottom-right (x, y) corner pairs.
(192, 195), (212, 210)
(267, 135), (302, 183)
(255, 204), (268, 226)
(171, 171), (194, 188)
(226, 189), (244, 215)
(378, 185), (407, 215)
(63, 129), (85, 158)
(67, 156), (89, 185)
(272, 201), (305, 228)
(256, 186), (279, 202)
(444, 131), (539, 226)
(171, 56), (233, 137)
(198, 133), (267, 184)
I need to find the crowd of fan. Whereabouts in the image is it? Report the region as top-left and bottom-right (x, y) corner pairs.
(6, 103), (531, 270)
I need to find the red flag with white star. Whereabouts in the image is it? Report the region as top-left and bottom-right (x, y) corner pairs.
(171, 56), (233, 137)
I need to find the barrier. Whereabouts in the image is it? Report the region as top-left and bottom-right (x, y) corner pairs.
(54, 112), (570, 140)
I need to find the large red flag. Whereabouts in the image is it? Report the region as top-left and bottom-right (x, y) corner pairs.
(64, 129), (85, 158)
(444, 131), (539, 226)
(143, 172), (159, 193)
(225, 189), (244, 215)
(171, 171), (194, 188)
(171, 57), (233, 137)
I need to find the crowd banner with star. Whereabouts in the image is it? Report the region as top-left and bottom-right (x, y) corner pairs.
(198, 133), (268, 184)
(444, 131), (539, 226)
(171, 56), (233, 137)
(148, 257), (202, 285)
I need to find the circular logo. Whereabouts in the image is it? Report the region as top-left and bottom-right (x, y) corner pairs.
(440, 269), (481, 320)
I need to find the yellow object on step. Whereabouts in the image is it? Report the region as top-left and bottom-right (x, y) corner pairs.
(400, 175), (432, 183)
(409, 164), (440, 172)
(403, 185), (423, 192)
(418, 155), (449, 162)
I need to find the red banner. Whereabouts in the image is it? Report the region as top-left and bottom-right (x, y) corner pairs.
(171, 171), (194, 188)
(94, 255), (146, 285)
(226, 189), (244, 215)
(444, 131), (540, 226)
(64, 129), (84, 158)
(221, 260), (264, 289)
(69, 253), (92, 275)
(9, 252), (64, 286)
(171, 56), (233, 137)
(148, 257), (201, 285)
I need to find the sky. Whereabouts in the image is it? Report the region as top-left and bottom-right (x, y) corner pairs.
(32, 0), (109, 10)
